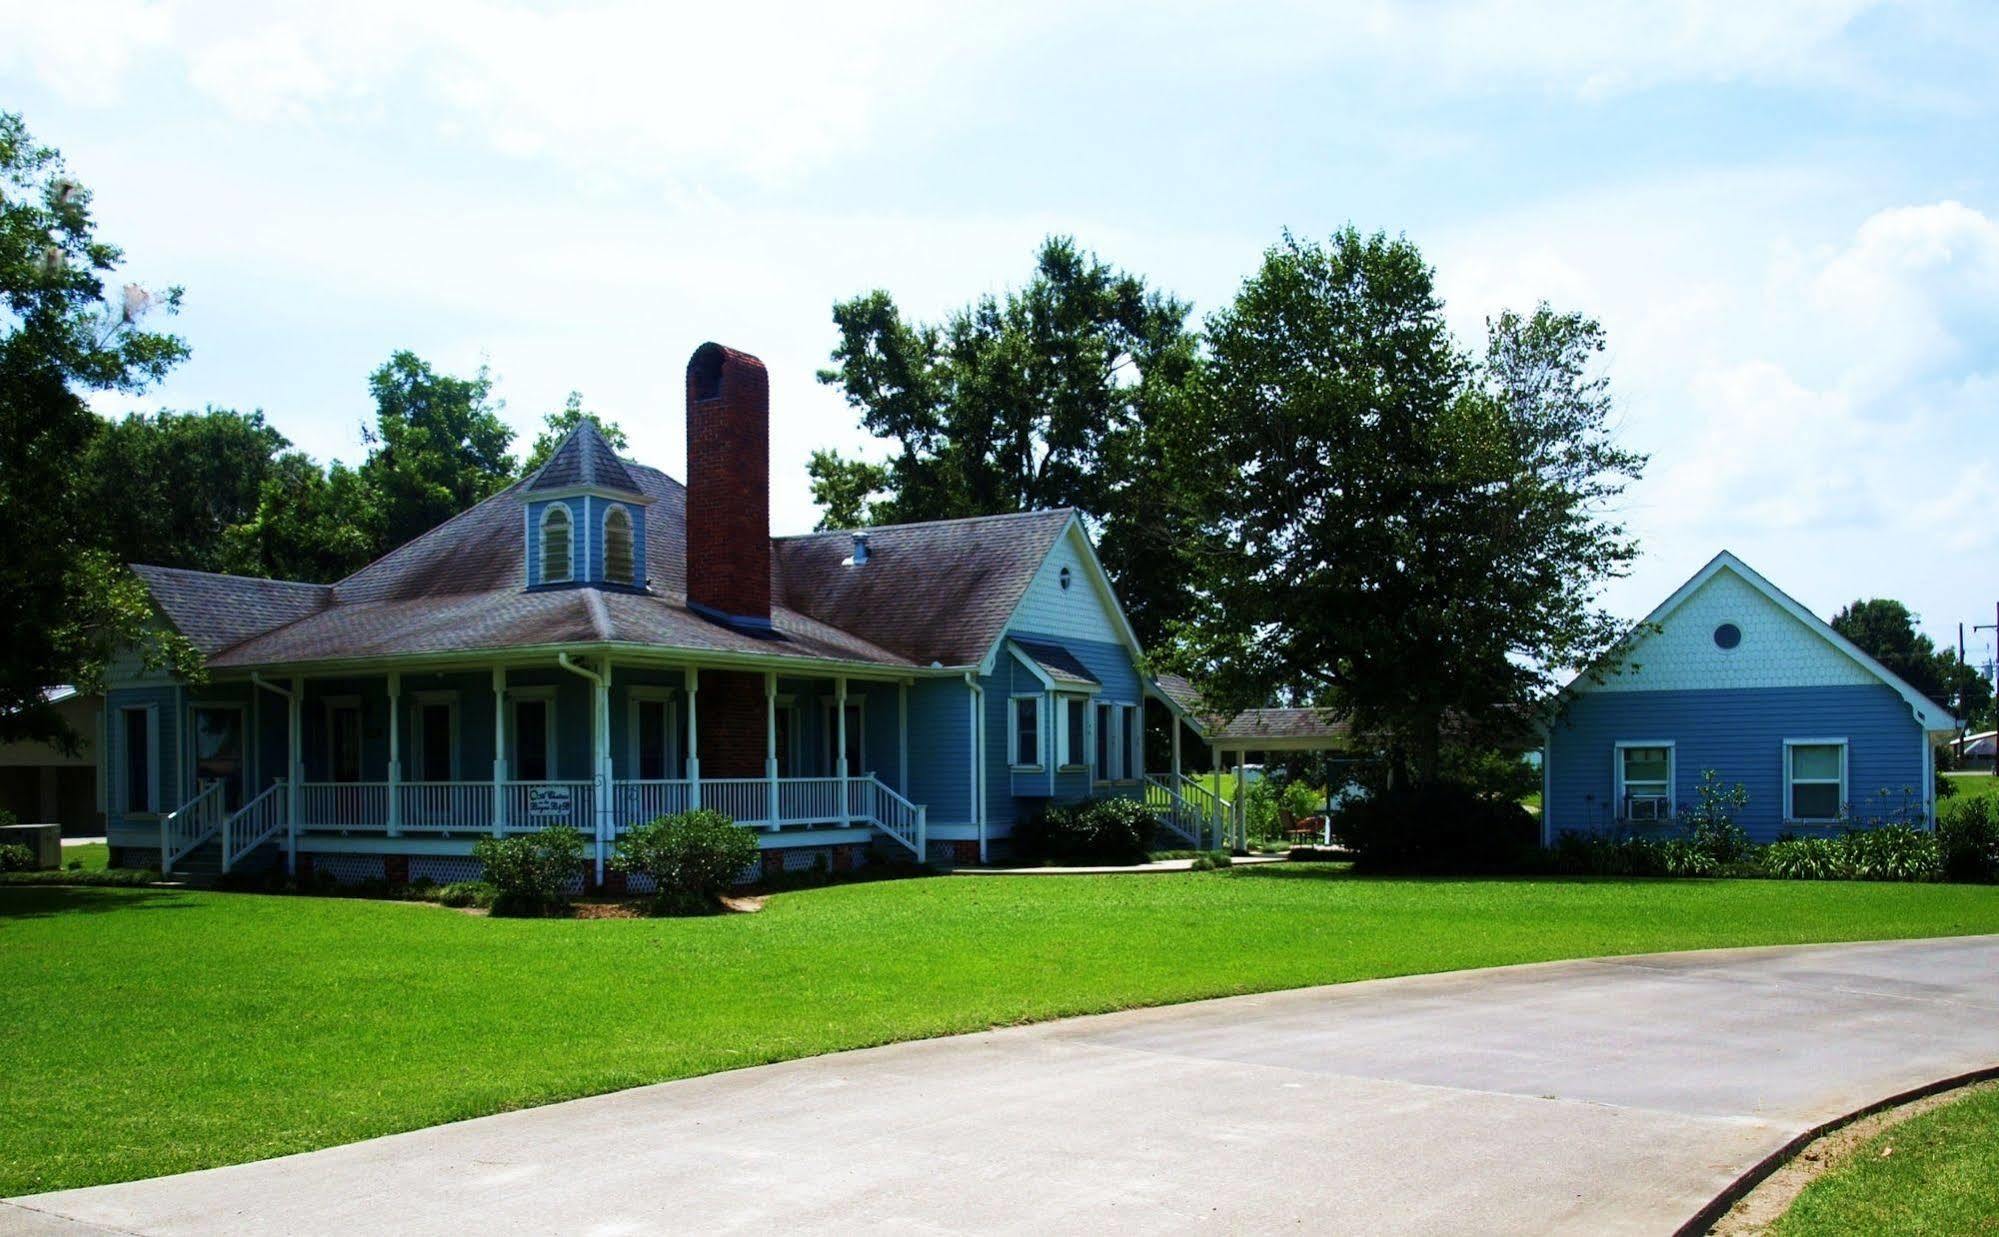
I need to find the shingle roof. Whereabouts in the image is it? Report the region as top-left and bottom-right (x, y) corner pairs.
(1209, 708), (1352, 744)
(134, 459), (1075, 673)
(521, 422), (642, 495)
(1011, 637), (1099, 687)
(771, 510), (1075, 667)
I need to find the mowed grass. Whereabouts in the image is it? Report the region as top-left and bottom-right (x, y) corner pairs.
(1943, 770), (1999, 806)
(6, 869), (1999, 1196)
(1774, 1081), (1999, 1235)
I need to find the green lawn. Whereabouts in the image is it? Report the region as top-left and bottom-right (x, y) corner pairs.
(6, 870), (1999, 1196)
(1774, 1081), (1999, 1235)
(1943, 770), (1999, 806)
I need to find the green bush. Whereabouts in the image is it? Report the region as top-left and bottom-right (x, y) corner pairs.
(611, 809), (760, 914)
(436, 881), (491, 909)
(0, 843), (36, 873)
(1014, 796), (1154, 864)
(471, 826), (585, 916)
(1678, 770), (1752, 865)
(1334, 783), (1539, 873)
(1840, 824), (1941, 881)
(1761, 837), (1849, 880)
(1188, 850), (1234, 872)
(1548, 832), (1720, 877)
(1938, 797), (1999, 883)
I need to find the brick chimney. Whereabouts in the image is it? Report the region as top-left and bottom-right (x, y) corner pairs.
(685, 342), (771, 626)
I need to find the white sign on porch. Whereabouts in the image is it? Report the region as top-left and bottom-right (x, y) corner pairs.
(526, 786), (573, 820)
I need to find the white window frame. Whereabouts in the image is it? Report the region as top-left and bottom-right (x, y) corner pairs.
(602, 503), (636, 586)
(626, 687), (679, 781)
(1056, 695), (1089, 771)
(1123, 703), (1141, 782)
(507, 686), (559, 782)
(322, 694), (363, 784)
(118, 704), (159, 817)
(539, 502), (575, 584)
(1613, 740), (1675, 823)
(410, 690), (461, 782)
(187, 701), (248, 810)
(1784, 738), (1848, 824)
(1011, 693), (1044, 771)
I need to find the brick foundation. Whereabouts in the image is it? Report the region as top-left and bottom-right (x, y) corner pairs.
(383, 854), (409, 886)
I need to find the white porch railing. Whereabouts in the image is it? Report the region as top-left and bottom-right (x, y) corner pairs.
(852, 776), (926, 855)
(701, 778), (773, 828)
(781, 777), (843, 824)
(299, 781), (390, 830)
(1178, 773), (1231, 848)
(501, 780), (595, 833)
(222, 780), (288, 873)
(159, 780), (227, 873)
(612, 780), (691, 833)
(1143, 776), (1202, 846)
(398, 781), (493, 832)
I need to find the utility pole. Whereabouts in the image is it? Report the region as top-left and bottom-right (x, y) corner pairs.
(1976, 604), (1999, 750)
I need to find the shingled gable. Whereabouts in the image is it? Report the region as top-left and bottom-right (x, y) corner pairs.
(520, 421), (644, 496)
(129, 454), (1080, 673)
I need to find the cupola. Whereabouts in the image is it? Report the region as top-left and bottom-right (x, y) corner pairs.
(521, 421), (651, 591)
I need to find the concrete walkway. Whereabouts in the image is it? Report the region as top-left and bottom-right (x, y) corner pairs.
(9, 935), (1999, 1236)
(956, 853), (1289, 875)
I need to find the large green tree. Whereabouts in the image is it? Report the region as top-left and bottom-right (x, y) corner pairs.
(1172, 228), (1646, 783)
(218, 452), (381, 583)
(76, 407), (287, 574)
(0, 112), (198, 748)
(1831, 598), (1993, 725)
(811, 236), (1203, 648)
(359, 351), (514, 551)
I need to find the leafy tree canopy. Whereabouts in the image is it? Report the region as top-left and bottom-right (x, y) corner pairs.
(1171, 228), (1646, 783)
(520, 391), (627, 478)
(811, 236), (1203, 647)
(76, 407), (288, 573)
(359, 351), (514, 551)
(0, 111), (198, 748)
(1831, 598), (1993, 725)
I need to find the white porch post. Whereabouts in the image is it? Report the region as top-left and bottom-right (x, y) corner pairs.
(684, 666), (701, 809)
(386, 671), (402, 838)
(1170, 714), (1183, 841)
(898, 680), (909, 795)
(1235, 748), (1248, 852)
(594, 657), (612, 885)
(765, 670), (779, 830)
(286, 677), (303, 875)
(836, 675), (850, 829)
(491, 666), (508, 837)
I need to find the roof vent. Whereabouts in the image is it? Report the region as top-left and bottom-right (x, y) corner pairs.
(845, 531), (871, 567)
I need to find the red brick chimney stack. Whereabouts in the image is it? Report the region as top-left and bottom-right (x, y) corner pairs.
(684, 342), (771, 625)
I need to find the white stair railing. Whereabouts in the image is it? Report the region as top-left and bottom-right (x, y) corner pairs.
(1143, 776), (1201, 845)
(856, 775), (925, 856)
(1178, 774), (1231, 848)
(159, 780), (228, 874)
(222, 780), (288, 873)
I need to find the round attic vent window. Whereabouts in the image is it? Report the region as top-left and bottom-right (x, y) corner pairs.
(1713, 622), (1742, 650)
(1059, 566), (1072, 590)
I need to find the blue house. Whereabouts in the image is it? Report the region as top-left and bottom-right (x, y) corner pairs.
(106, 343), (1219, 883)
(1543, 552), (1957, 844)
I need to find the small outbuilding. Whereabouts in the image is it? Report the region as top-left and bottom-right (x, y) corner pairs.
(1542, 552), (1956, 844)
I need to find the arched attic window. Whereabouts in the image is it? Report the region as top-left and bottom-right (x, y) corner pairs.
(604, 504), (635, 585)
(540, 503), (574, 584)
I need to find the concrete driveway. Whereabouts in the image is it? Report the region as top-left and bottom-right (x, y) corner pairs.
(9, 935), (1999, 1236)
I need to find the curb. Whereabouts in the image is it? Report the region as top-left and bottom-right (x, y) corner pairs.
(1675, 1063), (1999, 1236)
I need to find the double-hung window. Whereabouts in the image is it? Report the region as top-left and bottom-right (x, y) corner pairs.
(1011, 695), (1043, 770)
(1615, 742), (1673, 822)
(120, 706), (154, 814)
(1058, 697), (1087, 770)
(1785, 740), (1846, 823)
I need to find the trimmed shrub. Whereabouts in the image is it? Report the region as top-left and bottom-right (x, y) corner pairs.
(471, 826), (585, 916)
(436, 881), (491, 909)
(1188, 850), (1233, 872)
(1840, 824), (1941, 881)
(1014, 796), (1154, 865)
(1938, 797), (1999, 883)
(611, 809), (761, 914)
(0, 843), (36, 873)
(1334, 783), (1539, 873)
(1761, 837), (1850, 880)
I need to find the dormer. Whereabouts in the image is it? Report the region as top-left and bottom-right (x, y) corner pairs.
(522, 422), (652, 591)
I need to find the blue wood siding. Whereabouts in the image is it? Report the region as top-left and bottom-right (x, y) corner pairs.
(1547, 684), (1926, 843)
(103, 684), (182, 836)
(907, 677), (972, 825)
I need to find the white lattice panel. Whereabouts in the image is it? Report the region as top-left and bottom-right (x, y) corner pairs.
(409, 856), (483, 886)
(311, 854), (385, 885)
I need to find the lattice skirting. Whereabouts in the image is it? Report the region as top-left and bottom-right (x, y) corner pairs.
(408, 856), (483, 886)
(309, 853), (385, 885)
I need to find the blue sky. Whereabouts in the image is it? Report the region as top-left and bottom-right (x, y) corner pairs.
(5, 0), (1996, 670)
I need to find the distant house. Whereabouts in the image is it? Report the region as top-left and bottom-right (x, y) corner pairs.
(1542, 552), (1957, 843)
(1957, 730), (1996, 771)
(106, 343), (1214, 880)
(0, 687), (102, 836)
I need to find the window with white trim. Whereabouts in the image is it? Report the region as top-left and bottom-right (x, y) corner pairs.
(1094, 701), (1112, 781)
(540, 503), (573, 584)
(629, 689), (677, 781)
(510, 689), (557, 782)
(1011, 695), (1043, 769)
(411, 693), (460, 782)
(603, 504), (635, 585)
(1615, 742), (1673, 822)
(1123, 703), (1141, 781)
(1058, 697), (1086, 769)
(1785, 740), (1846, 823)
